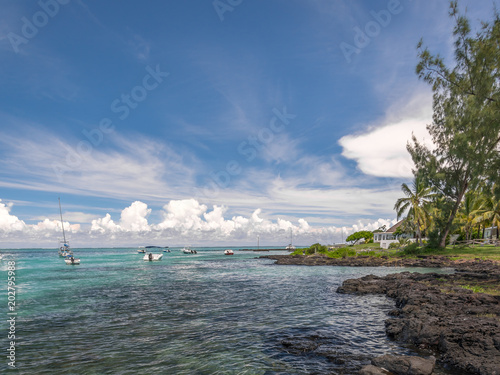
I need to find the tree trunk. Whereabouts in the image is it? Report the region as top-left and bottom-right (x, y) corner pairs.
(416, 219), (423, 246)
(439, 180), (468, 248)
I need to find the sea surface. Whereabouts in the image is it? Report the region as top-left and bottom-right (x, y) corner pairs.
(0, 247), (454, 374)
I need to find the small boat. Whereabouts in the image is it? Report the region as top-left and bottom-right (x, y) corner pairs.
(285, 228), (296, 250)
(137, 247), (146, 253)
(143, 253), (163, 261)
(58, 198), (79, 263)
(224, 249), (234, 255)
(181, 247), (197, 254)
(65, 256), (80, 265)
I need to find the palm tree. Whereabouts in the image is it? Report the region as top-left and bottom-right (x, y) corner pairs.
(474, 185), (500, 240)
(394, 176), (436, 246)
(459, 191), (483, 241)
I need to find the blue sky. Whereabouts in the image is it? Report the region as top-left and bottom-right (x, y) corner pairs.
(0, 0), (497, 247)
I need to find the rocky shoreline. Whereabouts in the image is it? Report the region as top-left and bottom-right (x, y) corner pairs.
(262, 254), (500, 374)
(259, 253), (458, 268)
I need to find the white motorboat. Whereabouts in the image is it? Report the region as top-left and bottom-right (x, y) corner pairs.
(65, 256), (80, 265)
(143, 253), (163, 261)
(224, 249), (234, 255)
(181, 247), (197, 254)
(137, 247), (146, 253)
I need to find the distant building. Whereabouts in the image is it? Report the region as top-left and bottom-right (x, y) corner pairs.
(373, 221), (415, 249)
(484, 226), (499, 239)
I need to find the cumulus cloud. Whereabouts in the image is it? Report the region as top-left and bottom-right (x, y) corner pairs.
(0, 199), (80, 246)
(32, 218), (80, 234)
(120, 201), (151, 231)
(339, 92), (434, 178)
(0, 200), (26, 232)
(1, 198), (398, 247)
(91, 201), (151, 233)
(89, 199), (396, 245)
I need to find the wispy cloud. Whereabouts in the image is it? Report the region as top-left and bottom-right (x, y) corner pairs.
(0, 124), (200, 203)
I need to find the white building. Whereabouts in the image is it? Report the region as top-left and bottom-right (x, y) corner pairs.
(373, 221), (415, 249)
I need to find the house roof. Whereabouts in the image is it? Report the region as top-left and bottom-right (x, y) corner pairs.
(386, 220), (403, 233)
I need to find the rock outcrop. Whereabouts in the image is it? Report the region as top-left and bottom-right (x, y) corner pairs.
(338, 266), (500, 375)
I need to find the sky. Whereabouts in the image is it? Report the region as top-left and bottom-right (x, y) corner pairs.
(0, 0), (497, 248)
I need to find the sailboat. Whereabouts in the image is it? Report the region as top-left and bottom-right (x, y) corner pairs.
(58, 198), (80, 265)
(286, 228), (296, 250)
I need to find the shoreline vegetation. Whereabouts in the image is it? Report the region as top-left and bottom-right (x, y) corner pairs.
(260, 244), (500, 374)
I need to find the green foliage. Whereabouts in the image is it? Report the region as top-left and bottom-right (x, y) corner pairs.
(345, 231), (373, 245)
(410, 3), (500, 248)
(302, 243), (329, 255)
(327, 247), (356, 258)
(394, 175), (436, 245)
(388, 242), (400, 249)
(291, 248), (307, 256)
(400, 242), (421, 255)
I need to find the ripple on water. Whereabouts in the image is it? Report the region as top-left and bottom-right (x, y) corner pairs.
(2, 249), (456, 374)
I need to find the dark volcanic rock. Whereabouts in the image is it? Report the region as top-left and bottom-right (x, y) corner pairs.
(260, 254), (458, 268)
(337, 263), (500, 375)
(359, 364), (392, 374)
(371, 354), (435, 375)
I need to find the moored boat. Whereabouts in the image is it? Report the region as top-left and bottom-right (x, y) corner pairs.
(65, 256), (80, 265)
(224, 249), (234, 255)
(181, 247), (197, 254)
(58, 198), (79, 264)
(143, 253), (163, 261)
(285, 228), (296, 250)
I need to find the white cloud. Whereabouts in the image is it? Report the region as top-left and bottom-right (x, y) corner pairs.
(0, 200), (26, 232)
(91, 213), (120, 234)
(339, 92), (434, 178)
(91, 201), (151, 233)
(0, 198), (398, 247)
(119, 201), (151, 231)
(0, 125), (200, 203)
(32, 218), (80, 235)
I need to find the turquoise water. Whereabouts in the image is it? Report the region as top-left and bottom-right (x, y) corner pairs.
(1, 248), (451, 374)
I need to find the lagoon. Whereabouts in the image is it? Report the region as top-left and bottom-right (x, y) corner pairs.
(0, 247), (452, 374)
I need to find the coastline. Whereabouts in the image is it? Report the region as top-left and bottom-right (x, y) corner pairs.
(261, 254), (500, 374)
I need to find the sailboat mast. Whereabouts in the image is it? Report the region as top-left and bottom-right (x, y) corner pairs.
(58, 197), (67, 243)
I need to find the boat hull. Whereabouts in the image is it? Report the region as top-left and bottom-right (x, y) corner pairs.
(143, 253), (163, 261)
